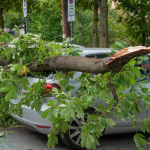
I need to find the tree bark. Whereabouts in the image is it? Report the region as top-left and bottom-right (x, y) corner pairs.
(97, 0), (108, 48)
(141, 1), (146, 46)
(0, 4), (4, 32)
(93, 0), (98, 48)
(61, 0), (71, 41)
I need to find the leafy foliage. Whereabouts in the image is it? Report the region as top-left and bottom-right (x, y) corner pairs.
(110, 39), (127, 50)
(113, 0), (150, 46)
(4, 12), (25, 30)
(108, 7), (129, 47)
(0, 32), (150, 150)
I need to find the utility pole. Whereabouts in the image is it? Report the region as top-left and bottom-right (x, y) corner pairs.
(61, 0), (71, 41)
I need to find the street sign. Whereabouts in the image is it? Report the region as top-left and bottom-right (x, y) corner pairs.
(68, 0), (75, 22)
(23, 1), (27, 17)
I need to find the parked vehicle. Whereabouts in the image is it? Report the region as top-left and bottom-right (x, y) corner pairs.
(9, 47), (150, 149)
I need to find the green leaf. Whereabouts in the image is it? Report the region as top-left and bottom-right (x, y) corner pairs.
(41, 108), (50, 119)
(134, 133), (146, 148)
(87, 96), (93, 103)
(92, 86), (98, 94)
(100, 118), (107, 126)
(123, 110), (128, 117)
(17, 66), (24, 75)
(143, 55), (149, 60)
(59, 104), (67, 107)
(5, 89), (13, 101)
(107, 118), (116, 127)
(48, 110), (55, 123)
(20, 77), (30, 90)
(115, 39), (127, 49)
(47, 100), (54, 106)
(133, 67), (140, 78)
(136, 74), (146, 81)
(76, 109), (85, 119)
(94, 136), (100, 146)
(0, 132), (4, 137)
(125, 99), (130, 109)
(141, 121), (147, 133)
(141, 87), (149, 95)
(120, 76), (125, 84)
(34, 101), (41, 111)
(129, 76), (135, 85)
(70, 108), (75, 119)
(81, 132), (92, 149)
(47, 134), (58, 149)
(4, 131), (15, 134)
(13, 88), (18, 99)
(0, 86), (13, 92)
(64, 110), (71, 121)
(52, 108), (59, 118)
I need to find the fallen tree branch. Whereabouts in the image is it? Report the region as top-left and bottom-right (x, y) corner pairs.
(27, 46), (150, 74)
(1, 46), (150, 75)
(107, 82), (119, 111)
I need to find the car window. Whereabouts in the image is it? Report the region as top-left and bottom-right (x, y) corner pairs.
(85, 54), (107, 59)
(96, 54), (107, 59)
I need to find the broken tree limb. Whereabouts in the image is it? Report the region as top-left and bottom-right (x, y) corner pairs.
(28, 46), (150, 74)
(1, 46), (150, 74)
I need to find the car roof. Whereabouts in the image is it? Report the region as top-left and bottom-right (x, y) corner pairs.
(79, 48), (150, 57)
(5, 44), (150, 56)
(54, 42), (85, 48)
(79, 48), (112, 56)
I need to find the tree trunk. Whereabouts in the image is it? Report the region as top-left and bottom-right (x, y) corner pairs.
(141, 1), (146, 46)
(0, 4), (4, 32)
(93, 0), (98, 48)
(61, 0), (71, 41)
(97, 0), (108, 48)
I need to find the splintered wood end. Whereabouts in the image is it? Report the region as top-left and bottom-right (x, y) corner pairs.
(106, 46), (150, 66)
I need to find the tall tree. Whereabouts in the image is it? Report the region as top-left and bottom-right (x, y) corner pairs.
(93, 0), (98, 47)
(97, 0), (108, 48)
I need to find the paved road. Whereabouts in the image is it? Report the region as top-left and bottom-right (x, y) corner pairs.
(0, 127), (150, 150)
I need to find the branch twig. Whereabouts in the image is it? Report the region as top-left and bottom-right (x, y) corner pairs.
(44, 45), (54, 57)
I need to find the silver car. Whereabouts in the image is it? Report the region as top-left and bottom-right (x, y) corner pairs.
(9, 47), (150, 149)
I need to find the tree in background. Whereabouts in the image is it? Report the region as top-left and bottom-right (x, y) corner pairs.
(76, 0), (109, 47)
(0, 0), (40, 32)
(73, 9), (93, 47)
(108, 6), (129, 47)
(97, 0), (108, 47)
(4, 12), (25, 30)
(114, 0), (150, 46)
(93, 0), (99, 47)
(4, 0), (62, 42)
(3, 0), (134, 47)
(28, 0), (62, 42)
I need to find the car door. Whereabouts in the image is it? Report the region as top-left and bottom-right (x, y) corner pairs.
(101, 60), (149, 127)
(87, 53), (147, 127)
